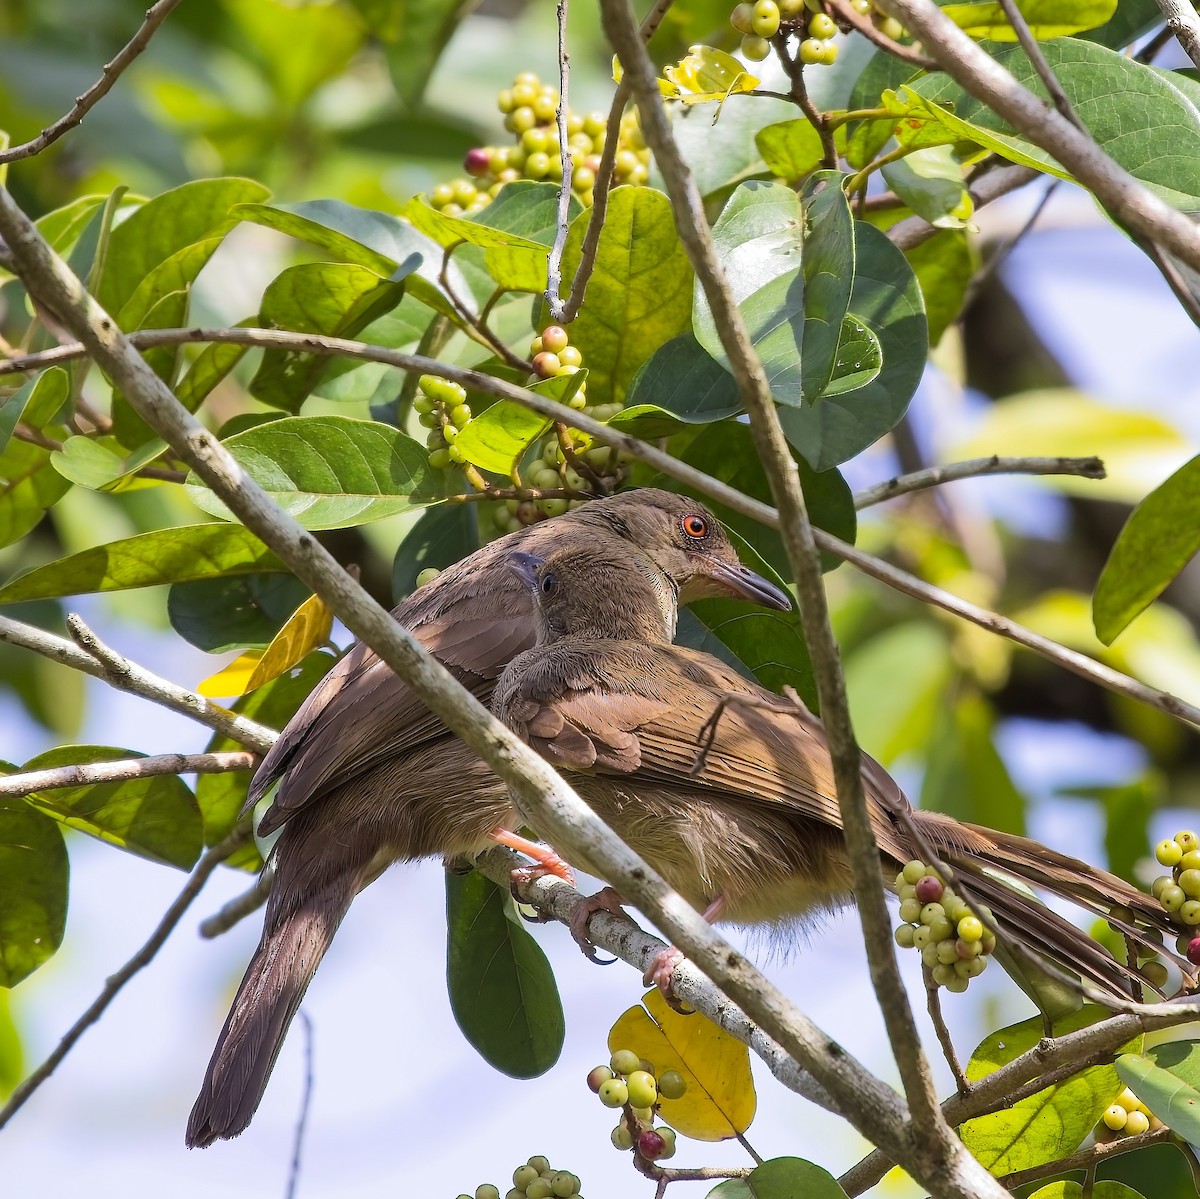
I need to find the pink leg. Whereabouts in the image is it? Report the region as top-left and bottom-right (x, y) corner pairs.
(490, 827), (576, 888)
(643, 894), (728, 996)
(569, 887), (627, 957)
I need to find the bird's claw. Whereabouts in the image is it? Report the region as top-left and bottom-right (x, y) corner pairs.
(569, 887), (627, 962)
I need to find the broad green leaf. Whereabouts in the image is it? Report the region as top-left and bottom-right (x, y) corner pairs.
(196, 652), (335, 862)
(0, 368), (69, 455)
(174, 335), (252, 414)
(800, 172), (856, 401)
(962, 1007), (1134, 1172)
(941, 0), (1117, 39)
(778, 221), (926, 470)
(378, 0), (478, 108)
(198, 592), (332, 698)
(471, 181), (585, 294)
(21, 745), (202, 870)
(0, 524), (284, 603)
(660, 44), (759, 105)
(185, 416), (447, 529)
(0, 441), (72, 550)
(169, 573), (311, 654)
(96, 177), (270, 320)
(552, 187), (693, 409)
(235, 199), (474, 321)
(824, 314), (882, 396)
(250, 262), (409, 412)
(609, 990), (755, 1140)
(1029, 1184), (1146, 1199)
(0, 989), (22, 1096)
(0, 791), (67, 987)
(446, 870), (564, 1078)
(882, 147), (974, 228)
(756, 119), (827, 184)
(1084, 0), (1162, 47)
(915, 43), (1200, 211)
(1118, 1041), (1200, 1146)
(1094, 454), (1200, 644)
(624, 334), (741, 424)
(34, 195), (107, 259)
(454, 373), (584, 475)
(708, 1158), (849, 1199)
(0, 603), (85, 739)
(951, 390), (1188, 503)
(50, 435), (167, 491)
(392, 502), (480, 599)
(905, 229), (974, 346)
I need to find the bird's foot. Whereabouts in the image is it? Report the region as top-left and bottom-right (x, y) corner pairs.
(490, 827), (577, 894)
(569, 887), (627, 962)
(643, 946), (685, 995)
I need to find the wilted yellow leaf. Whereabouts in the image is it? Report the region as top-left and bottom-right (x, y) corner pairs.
(660, 46), (759, 109)
(197, 591), (331, 698)
(607, 990), (756, 1140)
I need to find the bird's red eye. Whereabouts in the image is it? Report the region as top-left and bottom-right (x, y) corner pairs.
(681, 514), (708, 539)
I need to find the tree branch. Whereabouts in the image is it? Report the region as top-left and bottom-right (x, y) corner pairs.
(0, 612), (276, 752)
(877, 0), (1200, 272)
(0, 0), (185, 165)
(199, 866), (274, 938)
(544, 0), (575, 322)
(1151, 0), (1200, 71)
(887, 163), (1039, 250)
(0, 751), (255, 799)
(0, 824), (251, 1132)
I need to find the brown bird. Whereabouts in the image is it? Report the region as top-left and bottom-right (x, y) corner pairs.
(494, 544), (1188, 1000)
(186, 488), (791, 1148)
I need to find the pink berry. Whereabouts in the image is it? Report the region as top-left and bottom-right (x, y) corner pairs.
(915, 876), (943, 904)
(636, 1130), (666, 1160)
(1188, 937), (1200, 965)
(541, 325), (570, 354)
(464, 148), (491, 176)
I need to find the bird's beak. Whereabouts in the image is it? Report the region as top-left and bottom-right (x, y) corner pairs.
(507, 550), (545, 593)
(699, 557), (793, 611)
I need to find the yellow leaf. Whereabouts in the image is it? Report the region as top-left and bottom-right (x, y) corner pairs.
(660, 46), (759, 109)
(196, 591), (331, 698)
(608, 990), (756, 1140)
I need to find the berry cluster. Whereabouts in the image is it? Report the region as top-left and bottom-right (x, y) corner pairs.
(1151, 829), (1200, 963)
(589, 1048), (687, 1163)
(457, 1157), (584, 1199)
(414, 374), (473, 471)
(1098, 1087), (1163, 1140)
(892, 860), (995, 992)
(729, 0), (842, 65)
(531, 325), (588, 412)
(426, 72), (651, 217)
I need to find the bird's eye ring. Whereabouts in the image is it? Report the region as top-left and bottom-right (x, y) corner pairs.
(540, 572), (557, 594)
(681, 514), (708, 540)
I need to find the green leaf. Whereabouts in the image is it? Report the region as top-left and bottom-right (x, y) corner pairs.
(707, 1158), (849, 1199)
(0, 440), (72, 550)
(21, 745), (202, 870)
(882, 147), (974, 229)
(50, 435), (167, 491)
(551, 187), (693, 409)
(175, 335), (252, 414)
(778, 220), (926, 471)
(0, 524), (284, 603)
(186, 416), (447, 529)
(962, 1007), (1131, 1172)
(250, 262), (410, 412)
(1117, 1042), (1200, 1146)
(756, 119), (827, 184)
(168, 573), (312, 653)
(0, 791), (67, 987)
(377, 0), (478, 108)
(624, 334), (741, 424)
(1029, 1184), (1147, 1199)
(445, 869), (564, 1078)
(799, 172), (856, 401)
(824, 314), (882, 397)
(392, 503), (480, 599)
(0, 368), (69, 455)
(905, 229), (974, 346)
(1084, 0), (1162, 47)
(1094, 454), (1200, 644)
(196, 652), (335, 860)
(0, 989), (22, 1095)
(235, 199), (474, 321)
(940, 0), (1117, 39)
(34, 195), (108, 259)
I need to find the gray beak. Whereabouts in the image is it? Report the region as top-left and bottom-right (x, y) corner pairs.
(701, 557), (793, 611)
(507, 550), (545, 593)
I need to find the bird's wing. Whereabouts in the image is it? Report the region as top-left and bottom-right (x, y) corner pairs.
(497, 642), (911, 861)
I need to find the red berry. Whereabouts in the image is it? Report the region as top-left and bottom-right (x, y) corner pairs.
(1188, 937), (1200, 965)
(463, 148), (491, 176)
(915, 876), (943, 904)
(636, 1130), (666, 1160)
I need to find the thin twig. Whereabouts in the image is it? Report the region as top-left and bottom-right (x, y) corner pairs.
(999, 1127), (1172, 1189)
(774, 36), (837, 169)
(1149, 0), (1200, 70)
(993, 0), (1082, 127)
(544, 0), (574, 322)
(0, 0), (184, 165)
(826, 0), (938, 68)
(852, 454), (1105, 508)
(285, 1012), (315, 1199)
(887, 163), (1039, 250)
(1142, 239), (1200, 330)
(199, 866), (274, 938)
(965, 178), (1059, 305)
(924, 976), (969, 1092)
(0, 613), (276, 752)
(0, 824), (251, 1131)
(0, 750), (256, 798)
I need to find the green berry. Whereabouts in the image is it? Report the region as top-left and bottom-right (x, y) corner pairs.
(514, 1165), (540, 1190)
(956, 937), (983, 959)
(780, 0), (806, 14)
(936, 940), (958, 965)
(525, 151), (552, 179)
(583, 111), (607, 139)
(899, 898), (922, 923)
(931, 963), (956, 987)
(533, 351), (562, 378)
(598, 1078), (629, 1107)
(412, 394), (434, 415)
(625, 1070), (658, 1108)
(1142, 961), (1169, 988)
(540, 498), (569, 517)
(799, 37), (825, 63)
(572, 165), (597, 192)
(957, 915), (983, 942)
(894, 924), (915, 949)
(741, 33), (771, 59)
(657, 1070), (687, 1100)
(1179, 830), (1200, 851)
(611, 1124), (633, 1150)
(431, 183), (456, 207)
(731, 1), (756, 31)
(851, 0), (872, 11)
(450, 403), (472, 427)
(657, 1127), (677, 1159)
(912, 925), (932, 950)
(447, 445), (465, 464)
(921, 942), (940, 968)
(1125, 1109), (1150, 1135)
(477, 1187), (501, 1199)
(415, 567), (441, 587)
(819, 41), (839, 63)
(533, 93), (559, 123)
(550, 1173), (577, 1198)
(1180, 869), (1200, 898)
(428, 448), (452, 470)
(809, 11), (837, 36)
(1182, 850), (1200, 872)
(919, 902), (945, 926)
(1181, 899), (1200, 925)
(1162, 883), (1186, 911)
(497, 88), (515, 113)
(751, 0), (781, 36)
(944, 974), (969, 993)
(526, 1181), (553, 1199)
(878, 14), (904, 38)
(928, 917), (953, 942)
(902, 860), (927, 884)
